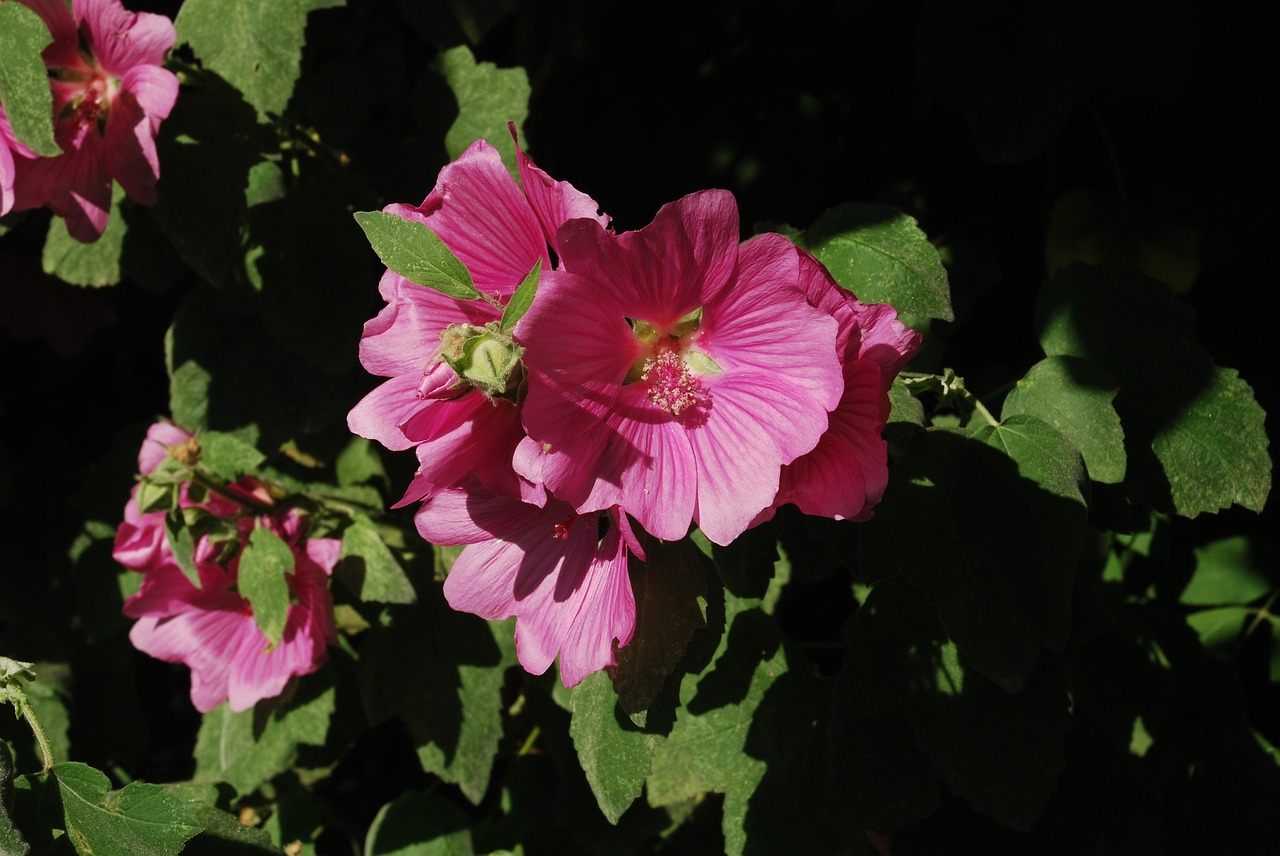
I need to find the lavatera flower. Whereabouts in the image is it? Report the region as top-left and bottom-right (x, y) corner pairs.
(514, 190), (844, 546)
(347, 133), (609, 504)
(6, 0), (178, 241)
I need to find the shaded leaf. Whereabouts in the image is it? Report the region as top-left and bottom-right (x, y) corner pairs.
(970, 414), (1089, 651)
(366, 791), (473, 856)
(909, 647), (1071, 830)
(337, 515), (416, 604)
(570, 671), (663, 825)
(804, 202), (953, 322)
(609, 537), (716, 714)
(358, 594), (514, 804)
(1036, 264), (1271, 516)
(859, 429), (1050, 690)
(1, 741), (28, 856)
(1181, 536), (1277, 606)
(353, 211), (480, 301)
(1001, 355), (1126, 484)
(0, 3), (58, 156)
(646, 609), (785, 856)
(176, 0), (344, 117)
(192, 678), (335, 795)
(42, 186), (126, 286)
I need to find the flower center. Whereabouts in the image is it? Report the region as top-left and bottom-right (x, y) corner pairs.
(641, 350), (700, 416)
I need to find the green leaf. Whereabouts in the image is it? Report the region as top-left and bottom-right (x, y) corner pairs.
(238, 527), (295, 648)
(176, 0), (344, 117)
(172, 799), (280, 855)
(859, 429), (1056, 690)
(164, 512), (203, 588)
(196, 430), (266, 482)
(353, 211), (481, 301)
(337, 515), (417, 604)
(365, 791), (474, 856)
(1185, 606), (1252, 651)
(335, 437), (385, 487)
(51, 763), (200, 856)
(1036, 264), (1271, 516)
(1001, 356), (1126, 484)
(435, 45), (530, 173)
(970, 414), (1089, 651)
(359, 595), (514, 804)
(803, 202), (954, 322)
(153, 75), (272, 286)
(570, 671), (663, 825)
(645, 608), (786, 856)
(42, 185), (126, 284)
(1181, 536), (1277, 606)
(499, 260), (540, 331)
(609, 537), (716, 714)
(192, 679), (335, 795)
(910, 649), (1071, 830)
(0, 3), (59, 156)
(1, 741), (28, 856)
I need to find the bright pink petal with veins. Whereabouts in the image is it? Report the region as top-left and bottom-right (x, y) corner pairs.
(510, 125), (610, 258)
(104, 65), (178, 204)
(76, 0), (176, 72)
(391, 140), (546, 298)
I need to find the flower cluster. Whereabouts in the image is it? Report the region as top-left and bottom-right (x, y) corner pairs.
(0, 0), (178, 241)
(114, 422), (339, 713)
(350, 133), (920, 686)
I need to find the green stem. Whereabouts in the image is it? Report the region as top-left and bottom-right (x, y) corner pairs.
(21, 695), (55, 772)
(517, 725), (542, 757)
(970, 397), (1000, 429)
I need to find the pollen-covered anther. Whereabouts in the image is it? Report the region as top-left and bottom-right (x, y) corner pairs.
(641, 351), (701, 416)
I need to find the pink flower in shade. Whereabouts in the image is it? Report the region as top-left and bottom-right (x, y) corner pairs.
(416, 479), (641, 688)
(513, 190), (844, 547)
(123, 510), (339, 713)
(759, 250), (922, 523)
(113, 422), (339, 713)
(347, 134), (608, 503)
(7, 0), (178, 242)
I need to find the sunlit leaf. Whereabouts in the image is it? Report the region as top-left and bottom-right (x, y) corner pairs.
(51, 763), (200, 856)
(176, 0), (344, 117)
(238, 527), (295, 648)
(0, 3), (58, 156)
(804, 202), (953, 322)
(354, 211), (480, 301)
(1001, 356), (1126, 484)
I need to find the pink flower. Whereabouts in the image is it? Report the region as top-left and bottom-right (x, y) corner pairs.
(416, 479), (640, 688)
(0, 110), (23, 216)
(7, 0), (178, 241)
(514, 190), (844, 546)
(114, 422), (338, 713)
(124, 510), (339, 713)
(761, 250), (922, 522)
(348, 134), (608, 502)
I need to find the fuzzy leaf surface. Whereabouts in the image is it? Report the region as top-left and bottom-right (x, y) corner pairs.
(804, 202), (954, 321)
(0, 4), (58, 156)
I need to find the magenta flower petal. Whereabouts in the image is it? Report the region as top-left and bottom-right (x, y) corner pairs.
(422, 483), (636, 686)
(104, 64), (178, 204)
(389, 140), (546, 298)
(764, 250), (922, 522)
(510, 126), (610, 258)
(76, 0), (176, 72)
(518, 192), (843, 545)
(7, 0), (177, 240)
(347, 373), (432, 452)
